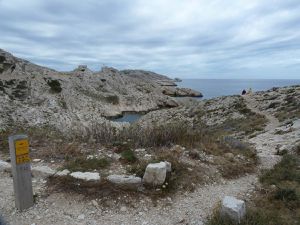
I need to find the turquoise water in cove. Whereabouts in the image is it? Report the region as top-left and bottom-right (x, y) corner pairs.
(112, 113), (142, 123)
(178, 79), (300, 99)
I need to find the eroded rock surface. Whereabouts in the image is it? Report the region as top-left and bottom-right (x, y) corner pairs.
(0, 49), (200, 135)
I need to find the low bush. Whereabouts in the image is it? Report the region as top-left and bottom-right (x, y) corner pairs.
(63, 157), (110, 172)
(47, 79), (62, 93)
(105, 95), (119, 105)
(206, 207), (283, 225)
(120, 149), (137, 163)
(260, 154), (300, 185)
(206, 154), (300, 225)
(274, 188), (298, 202)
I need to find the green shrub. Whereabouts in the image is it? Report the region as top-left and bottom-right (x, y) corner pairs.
(206, 206), (283, 225)
(121, 149), (137, 163)
(105, 95), (119, 105)
(47, 80), (62, 93)
(127, 160), (148, 177)
(274, 188), (298, 202)
(260, 155), (300, 185)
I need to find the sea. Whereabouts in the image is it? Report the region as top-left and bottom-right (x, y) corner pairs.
(112, 79), (300, 122)
(177, 79), (300, 99)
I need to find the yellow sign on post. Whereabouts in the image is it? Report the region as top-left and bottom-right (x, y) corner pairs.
(15, 139), (30, 164)
(9, 134), (34, 211)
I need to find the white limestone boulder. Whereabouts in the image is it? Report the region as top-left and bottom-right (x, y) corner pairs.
(221, 196), (246, 223)
(31, 166), (55, 177)
(70, 172), (100, 181)
(56, 169), (71, 176)
(143, 162), (167, 185)
(0, 160), (11, 172)
(107, 175), (142, 189)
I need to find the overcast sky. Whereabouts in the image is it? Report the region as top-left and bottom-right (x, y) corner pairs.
(0, 0), (300, 79)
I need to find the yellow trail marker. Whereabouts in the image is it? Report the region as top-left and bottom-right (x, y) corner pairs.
(9, 135), (34, 211)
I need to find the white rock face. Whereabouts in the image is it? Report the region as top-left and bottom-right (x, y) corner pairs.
(31, 166), (55, 177)
(221, 196), (246, 223)
(107, 175), (142, 188)
(0, 160), (11, 172)
(143, 162), (167, 185)
(56, 169), (70, 176)
(70, 172), (100, 181)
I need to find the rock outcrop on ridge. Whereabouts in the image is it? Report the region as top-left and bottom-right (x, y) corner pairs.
(0, 49), (201, 134)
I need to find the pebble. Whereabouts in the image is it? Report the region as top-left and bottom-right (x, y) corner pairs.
(77, 214), (85, 220)
(92, 200), (99, 207)
(32, 159), (41, 162)
(120, 206), (127, 212)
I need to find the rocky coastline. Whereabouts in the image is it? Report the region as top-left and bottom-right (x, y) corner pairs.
(0, 49), (202, 133)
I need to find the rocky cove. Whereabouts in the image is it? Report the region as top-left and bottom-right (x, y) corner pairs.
(0, 49), (202, 132)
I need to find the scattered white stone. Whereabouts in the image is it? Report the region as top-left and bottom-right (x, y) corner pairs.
(77, 214), (85, 220)
(0, 160), (11, 172)
(87, 155), (96, 159)
(143, 162), (167, 185)
(107, 175), (142, 188)
(32, 159), (41, 162)
(112, 153), (121, 160)
(31, 166), (55, 177)
(56, 169), (70, 176)
(292, 119), (300, 129)
(92, 200), (98, 208)
(144, 154), (152, 160)
(221, 196), (246, 223)
(70, 172), (100, 181)
(120, 206), (127, 212)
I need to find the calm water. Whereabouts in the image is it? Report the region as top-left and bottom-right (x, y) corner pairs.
(112, 112), (142, 123)
(178, 79), (300, 99)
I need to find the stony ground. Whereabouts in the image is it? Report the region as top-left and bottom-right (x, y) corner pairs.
(1, 92), (300, 225)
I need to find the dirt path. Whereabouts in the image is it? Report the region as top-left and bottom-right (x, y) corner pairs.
(0, 172), (257, 225)
(242, 94), (286, 169)
(243, 95), (280, 132)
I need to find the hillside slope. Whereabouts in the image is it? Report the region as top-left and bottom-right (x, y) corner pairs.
(0, 49), (201, 133)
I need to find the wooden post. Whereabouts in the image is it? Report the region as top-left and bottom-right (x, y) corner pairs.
(9, 134), (34, 211)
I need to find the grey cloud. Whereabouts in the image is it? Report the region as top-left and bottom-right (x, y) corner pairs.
(0, 0), (299, 78)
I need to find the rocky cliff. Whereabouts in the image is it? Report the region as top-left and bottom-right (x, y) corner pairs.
(0, 49), (201, 133)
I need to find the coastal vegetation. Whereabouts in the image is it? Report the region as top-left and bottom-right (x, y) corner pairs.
(205, 154), (300, 225)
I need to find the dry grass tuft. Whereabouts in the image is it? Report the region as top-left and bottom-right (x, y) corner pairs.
(63, 157), (111, 172)
(206, 154), (300, 225)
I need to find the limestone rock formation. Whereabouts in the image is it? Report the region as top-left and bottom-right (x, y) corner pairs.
(0, 49), (201, 135)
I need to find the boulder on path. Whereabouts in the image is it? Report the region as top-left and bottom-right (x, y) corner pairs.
(0, 160), (11, 172)
(70, 172), (100, 181)
(143, 162), (168, 186)
(31, 166), (55, 177)
(56, 169), (71, 176)
(220, 196), (246, 223)
(107, 175), (142, 189)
